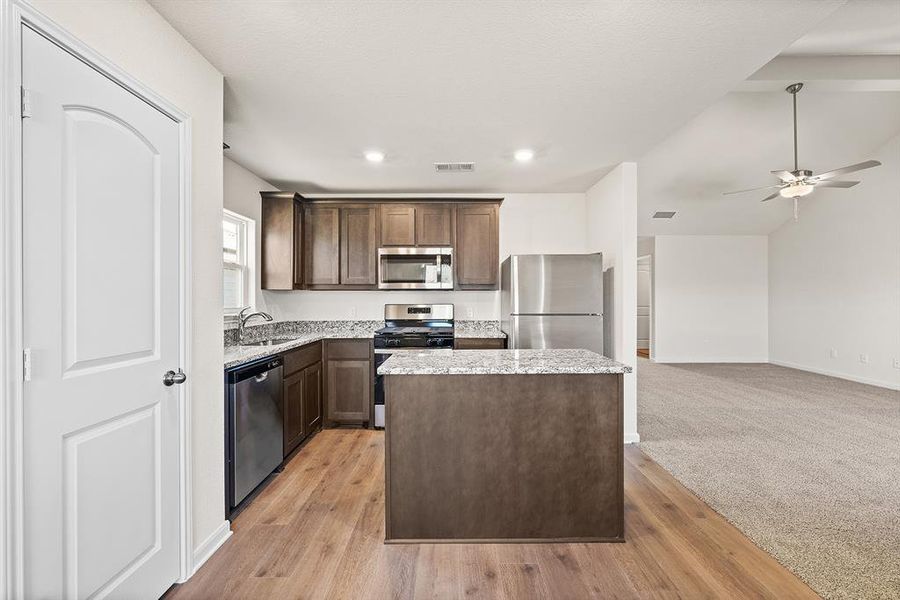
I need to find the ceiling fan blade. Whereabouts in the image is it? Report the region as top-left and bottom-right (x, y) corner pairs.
(723, 183), (785, 196)
(812, 160), (881, 181)
(760, 192), (781, 202)
(771, 170), (797, 182)
(814, 180), (859, 188)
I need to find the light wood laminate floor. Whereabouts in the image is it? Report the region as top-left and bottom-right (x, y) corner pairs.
(167, 429), (818, 599)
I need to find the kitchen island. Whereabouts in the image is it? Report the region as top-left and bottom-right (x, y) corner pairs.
(378, 349), (632, 544)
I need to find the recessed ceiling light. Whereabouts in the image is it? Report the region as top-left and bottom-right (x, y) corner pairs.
(514, 148), (534, 162)
(365, 150), (385, 163)
(653, 211), (676, 219)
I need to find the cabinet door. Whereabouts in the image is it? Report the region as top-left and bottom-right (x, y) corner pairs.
(454, 337), (506, 350)
(340, 206), (378, 285)
(381, 204), (416, 246)
(326, 359), (371, 423)
(303, 362), (322, 433)
(292, 201), (304, 288)
(261, 193), (303, 290)
(456, 203), (499, 288)
(305, 206), (340, 285)
(416, 204), (452, 247)
(283, 370), (305, 457)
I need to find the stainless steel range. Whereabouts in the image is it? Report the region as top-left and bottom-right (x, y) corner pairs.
(373, 304), (454, 427)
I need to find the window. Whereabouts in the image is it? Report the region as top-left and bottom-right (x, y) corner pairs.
(223, 210), (254, 316)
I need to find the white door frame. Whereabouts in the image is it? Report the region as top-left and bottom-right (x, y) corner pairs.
(0, 1), (195, 595)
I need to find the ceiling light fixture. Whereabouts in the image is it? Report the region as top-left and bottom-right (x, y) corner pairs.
(779, 183), (814, 198)
(514, 149), (534, 162)
(365, 150), (385, 163)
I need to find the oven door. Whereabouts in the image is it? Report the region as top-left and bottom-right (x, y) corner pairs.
(378, 247), (453, 289)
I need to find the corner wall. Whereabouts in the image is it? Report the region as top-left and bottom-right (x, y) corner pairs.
(653, 235), (769, 363)
(768, 134), (900, 389)
(585, 163), (638, 443)
(29, 0), (227, 567)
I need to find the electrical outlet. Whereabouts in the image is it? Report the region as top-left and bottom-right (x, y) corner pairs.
(466, 307), (474, 319)
(858, 353), (869, 365)
(892, 358), (900, 370)
(349, 306), (357, 319)
(829, 348), (838, 359)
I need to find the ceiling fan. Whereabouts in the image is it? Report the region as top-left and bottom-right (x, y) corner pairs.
(723, 82), (881, 220)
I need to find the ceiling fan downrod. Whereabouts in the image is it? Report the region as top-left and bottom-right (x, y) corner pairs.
(786, 82), (803, 173)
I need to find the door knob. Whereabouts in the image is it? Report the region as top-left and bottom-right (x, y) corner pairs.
(163, 368), (187, 386)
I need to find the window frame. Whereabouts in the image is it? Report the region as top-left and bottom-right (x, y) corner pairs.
(223, 209), (255, 319)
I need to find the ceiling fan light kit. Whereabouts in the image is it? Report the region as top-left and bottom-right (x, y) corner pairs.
(723, 81), (881, 221)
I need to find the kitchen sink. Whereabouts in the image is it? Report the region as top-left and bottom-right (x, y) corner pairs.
(241, 337), (298, 347)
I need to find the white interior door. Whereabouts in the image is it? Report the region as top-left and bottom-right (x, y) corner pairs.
(22, 25), (183, 599)
(637, 258), (651, 350)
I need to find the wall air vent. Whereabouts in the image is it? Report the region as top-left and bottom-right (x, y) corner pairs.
(652, 211), (676, 219)
(434, 162), (475, 172)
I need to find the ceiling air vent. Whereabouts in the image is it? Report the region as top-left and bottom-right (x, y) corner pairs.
(653, 211), (676, 219)
(434, 161), (475, 173)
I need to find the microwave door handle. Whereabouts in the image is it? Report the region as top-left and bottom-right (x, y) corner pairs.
(436, 254), (442, 282)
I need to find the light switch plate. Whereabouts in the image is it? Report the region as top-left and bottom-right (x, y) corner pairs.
(829, 348), (838, 359)
(858, 353), (869, 365)
(892, 358), (900, 370)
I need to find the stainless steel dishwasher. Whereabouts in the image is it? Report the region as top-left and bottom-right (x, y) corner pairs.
(226, 356), (283, 517)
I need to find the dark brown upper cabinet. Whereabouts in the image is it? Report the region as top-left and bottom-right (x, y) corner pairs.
(380, 204), (416, 246)
(415, 204), (453, 246)
(260, 192), (304, 290)
(456, 202), (500, 289)
(304, 206), (341, 286)
(340, 205), (379, 286)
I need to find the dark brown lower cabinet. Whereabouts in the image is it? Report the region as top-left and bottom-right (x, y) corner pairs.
(325, 339), (372, 426)
(283, 370), (305, 455)
(282, 342), (324, 457)
(303, 362), (323, 432)
(454, 337), (507, 350)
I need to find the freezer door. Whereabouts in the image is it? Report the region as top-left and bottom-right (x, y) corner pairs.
(504, 254), (604, 315)
(509, 315), (604, 355)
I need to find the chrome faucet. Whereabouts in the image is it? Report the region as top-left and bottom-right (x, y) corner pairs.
(238, 307), (273, 344)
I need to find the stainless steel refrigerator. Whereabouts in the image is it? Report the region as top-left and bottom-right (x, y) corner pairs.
(501, 254), (607, 356)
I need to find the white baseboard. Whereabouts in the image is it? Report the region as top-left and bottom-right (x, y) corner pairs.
(769, 359), (900, 391)
(651, 356), (769, 364)
(191, 520), (232, 577)
(624, 432), (640, 444)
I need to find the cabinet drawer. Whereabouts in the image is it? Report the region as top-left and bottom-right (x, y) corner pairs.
(326, 339), (371, 360)
(454, 338), (506, 350)
(283, 341), (322, 376)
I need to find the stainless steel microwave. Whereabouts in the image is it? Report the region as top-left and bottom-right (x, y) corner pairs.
(378, 247), (453, 289)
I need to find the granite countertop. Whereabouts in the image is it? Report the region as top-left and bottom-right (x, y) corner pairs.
(224, 319), (506, 369)
(454, 320), (506, 339)
(224, 321), (379, 369)
(378, 348), (632, 376)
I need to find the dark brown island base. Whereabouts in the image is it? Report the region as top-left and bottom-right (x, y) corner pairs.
(378, 348), (632, 544)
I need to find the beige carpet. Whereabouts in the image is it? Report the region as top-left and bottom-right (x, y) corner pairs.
(637, 358), (900, 600)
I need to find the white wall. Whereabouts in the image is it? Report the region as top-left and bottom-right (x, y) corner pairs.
(653, 235), (768, 363)
(585, 163), (638, 443)
(223, 157), (278, 312)
(769, 134), (900, 389)
(29, 0), (227, 565)
(251, 193), (588, 321)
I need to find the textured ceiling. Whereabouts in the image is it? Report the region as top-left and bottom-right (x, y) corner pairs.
(782, 0), (900, 55)
(638, 0), (900, 235)
(149, 0), (843, 193)
(637, 90), (900, 235)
